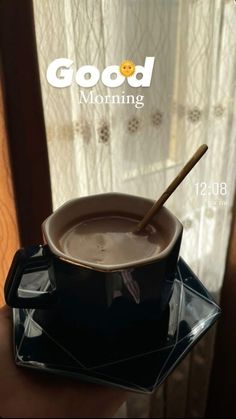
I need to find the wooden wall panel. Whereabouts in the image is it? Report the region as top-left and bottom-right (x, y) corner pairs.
(0, 78), (19, 307)
(0, 0), (52, 246)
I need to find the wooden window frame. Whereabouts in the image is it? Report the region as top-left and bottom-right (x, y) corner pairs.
(0, 0), (52, 246)
(206, 193), (236, 417)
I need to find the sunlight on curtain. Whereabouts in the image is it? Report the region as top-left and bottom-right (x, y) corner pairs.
(33, 0), (236, 417)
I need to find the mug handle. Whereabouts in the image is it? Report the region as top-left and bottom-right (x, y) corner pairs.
(4, 245), (58, 309)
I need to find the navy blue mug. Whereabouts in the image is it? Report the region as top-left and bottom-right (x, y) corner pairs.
(4, 193), (183, 335)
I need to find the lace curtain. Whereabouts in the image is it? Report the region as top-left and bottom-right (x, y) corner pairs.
(33, 0), (236, 417)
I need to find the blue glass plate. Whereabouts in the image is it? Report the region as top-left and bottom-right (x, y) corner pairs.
(13, 258), (220, 394)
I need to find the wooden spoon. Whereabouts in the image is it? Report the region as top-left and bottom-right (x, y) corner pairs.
(134, 144), (208, 234)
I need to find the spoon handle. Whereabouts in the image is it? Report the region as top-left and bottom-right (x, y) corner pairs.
(134, 144), (208, 233)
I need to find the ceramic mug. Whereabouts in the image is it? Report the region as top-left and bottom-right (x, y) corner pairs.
(4, 193), (182, 334)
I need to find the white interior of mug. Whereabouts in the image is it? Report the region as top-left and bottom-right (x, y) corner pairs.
(42, 193), (183, 271)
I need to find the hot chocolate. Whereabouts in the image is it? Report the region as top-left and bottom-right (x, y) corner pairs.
(59, 214), (167, 266)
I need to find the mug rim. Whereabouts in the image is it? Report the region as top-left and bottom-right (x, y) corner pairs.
(42, 192), (183, 272)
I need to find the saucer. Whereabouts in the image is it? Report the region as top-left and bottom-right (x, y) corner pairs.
(13, 258), (220, 394)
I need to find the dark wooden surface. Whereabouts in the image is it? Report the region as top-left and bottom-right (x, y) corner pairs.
(0, 0), (52, 246)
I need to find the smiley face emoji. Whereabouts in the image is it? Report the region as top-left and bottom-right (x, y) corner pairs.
(119, 60), (135, 77)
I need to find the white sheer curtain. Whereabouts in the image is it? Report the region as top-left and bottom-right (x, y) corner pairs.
(33, 0), (236, 417)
